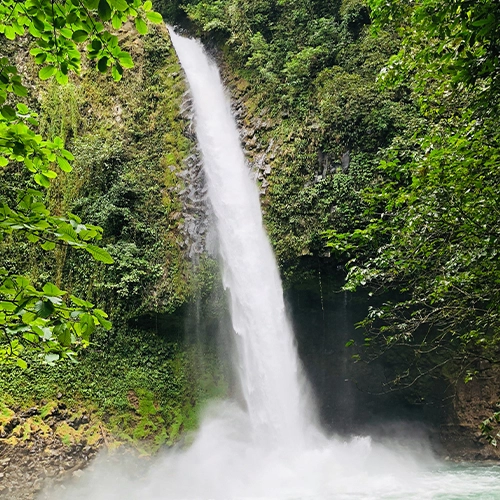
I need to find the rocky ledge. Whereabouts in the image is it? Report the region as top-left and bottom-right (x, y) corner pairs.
(0, 402), (103, 499)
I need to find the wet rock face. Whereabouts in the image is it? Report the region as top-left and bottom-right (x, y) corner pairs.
(440, 364), (500, 461)
(0, 403), (102, 499)
(175, 90), (213, 262)
(230, 91), (277, 198)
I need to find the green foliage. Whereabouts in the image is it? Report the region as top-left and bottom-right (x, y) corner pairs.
(481, 408), (500, 447)
(0, 321), (228, 451)
(0, 0), (163, 82)
(178, 0), (345, 104)
(0, 0), (164, 364)
(315, 67), (410, 154)
(266, 135), (379, 264)
(0, 0), (223, 445)
(52, 27), (198, 319)
(0, 72), (113, 363)
(329, 117), (500, 351)
(0, 270), (112, 367)
(39, 81), (82, 142)
(326, 0), (500, 410)
(178, 0), (412, 270)
(369, 0), (500, 107)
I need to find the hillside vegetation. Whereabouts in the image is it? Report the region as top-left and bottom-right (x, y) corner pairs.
(0, 21), (225, 454)
(0, 0), (498, 464)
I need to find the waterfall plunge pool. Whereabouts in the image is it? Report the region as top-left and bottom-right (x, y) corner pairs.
(44, 402), (500, 499)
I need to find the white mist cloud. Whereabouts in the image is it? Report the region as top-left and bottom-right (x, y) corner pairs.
(39, 401), (500, 500)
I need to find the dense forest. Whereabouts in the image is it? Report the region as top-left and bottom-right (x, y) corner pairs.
(0, 0), (499, 495)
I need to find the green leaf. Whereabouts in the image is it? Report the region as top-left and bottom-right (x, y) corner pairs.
(40, 241), (56, 251)
(0, 157), (8, 167)
(34, 173), (51, 188)
(4, 25), (16, 40)
(62, 150), (75, 161)
(85, 245), (114, 264)
(28, 24), (42, 37)
(32, 18), (45, 33)
(143, 1), (152, 11)
(146, 11), (163, 24)
(39, 66), (57, 80)
(112, 14), (122, 30)
(84, 0), (99, 9)
(80, 313), (95, 339)
(55, 71), (69, 85)
(60, 28), (73, 39)
(26, 233), (40, 243)
(98, 0), (112, 21)
(16, 103), (29, 114)
(34, 300), (55, 319)
(72, 30), (89, 43)
(97, 56), (109, 73)
(54, 16), (66, 29)
(43, 328), (55, 341)
(135, 17), (148, 35)
(12, 83), (28, 97)
(96, 315), (112, 330)
(91, 39), (103, 52)
(117, 51), (134, 69)
(29, 47), (43, 56)
(23, 333), (39, 343)
(56, 223), (78, 242)
(57, 156), (72, 172)
(31, 202), (48, 215)
(0, 301), (17, 312)
(93, 309), (108, 318)
(43, 282), (65, 297)
(68, 213), (82, 223)
(16, 358), (28, 369)
(112, 63), (123, 81)
(109, 0), (128, 11)
(44, 353), (60, 364)
(1, 105), (16, 120)
(57, 327), (72, 347)
(44, 170), (57, 179)
(70, 295), (94, 308)
(22, 312), (37, 324)
(35, 52), (48, 64)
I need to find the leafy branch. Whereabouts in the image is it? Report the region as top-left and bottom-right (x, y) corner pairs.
(0, 0), (163, 365)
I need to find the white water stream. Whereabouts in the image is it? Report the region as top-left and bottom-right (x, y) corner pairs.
(45, 29), (500, 500)
(167, 28), (310, 449)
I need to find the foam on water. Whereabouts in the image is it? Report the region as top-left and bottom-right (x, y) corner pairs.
(42, 29), (500, 500)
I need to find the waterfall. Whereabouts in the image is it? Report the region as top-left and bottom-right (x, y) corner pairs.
(46, 28), (500, 500)
(168, 28), (309, 446)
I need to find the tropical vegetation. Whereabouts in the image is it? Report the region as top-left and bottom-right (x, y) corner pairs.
(0, 0), (498, 458)
(0, 0), (163, 365)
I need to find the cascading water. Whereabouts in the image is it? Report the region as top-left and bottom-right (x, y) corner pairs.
(166, 27), (309, 448)
(47, 29), (500, 500)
